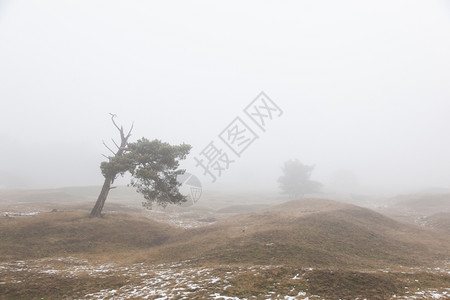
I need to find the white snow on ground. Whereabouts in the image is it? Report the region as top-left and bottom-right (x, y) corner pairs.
(2, 211), (40, 217)
(0, 258), (314, 299)
(0, 258), (449, 299)
(144, 211), (214, 229)
(209, 293), (241, 299)
(393, 288), (450, 299)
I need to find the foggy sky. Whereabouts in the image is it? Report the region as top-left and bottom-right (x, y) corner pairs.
(1, 1), (449, 194)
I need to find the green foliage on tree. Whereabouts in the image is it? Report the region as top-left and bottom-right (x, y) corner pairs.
(90, 115), (191, 217)
(127, 138), (191, 209)
(278, 159), (322, 199)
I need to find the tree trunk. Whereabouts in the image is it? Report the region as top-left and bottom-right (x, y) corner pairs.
(90, 174), (115, 217)
(90, 114), (133, 217)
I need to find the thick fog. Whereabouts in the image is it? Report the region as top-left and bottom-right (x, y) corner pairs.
(1, 1), (449, 194)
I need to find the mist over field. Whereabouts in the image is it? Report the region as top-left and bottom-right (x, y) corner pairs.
(1, 2), (450, 299)
(0, 0), (449, 195)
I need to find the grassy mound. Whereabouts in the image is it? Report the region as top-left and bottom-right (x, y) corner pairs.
(0, 211), (181, 260)
(1, 198), (449, 299)
(1, 198), (448, 270)
(150, 199), (449, 268)
(428, 212), (450, 233)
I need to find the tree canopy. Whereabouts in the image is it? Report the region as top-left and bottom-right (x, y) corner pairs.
(278, 159), (322, 199)
(90, 115), (191, 217)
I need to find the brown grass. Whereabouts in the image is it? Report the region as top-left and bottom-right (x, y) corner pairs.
(0, 270), (127, 300)
(142, 199), (449, 269)
(0, 198), (449, 299)
(0, 211), (181, 261)
(428, 212), (450, 233)
(1, 260), (449, 299)
(1, 199), (448, 269)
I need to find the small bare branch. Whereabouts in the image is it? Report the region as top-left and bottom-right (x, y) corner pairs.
(102, 140), (116, 156)
(101, 154), (110, 159)
(105, 113), (134, 157)
(111, 138), (120, 150)
(110, 113), (122, 134)
(126, 122), (134, 139)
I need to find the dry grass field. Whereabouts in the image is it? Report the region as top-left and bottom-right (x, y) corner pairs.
(0, 187), (449, 299)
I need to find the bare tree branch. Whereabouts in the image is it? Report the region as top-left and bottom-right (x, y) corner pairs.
(111, 138), (120, 150)
(126, 122), (134, 139)
(102, 140), (116, 156)
(110, 113), (122, 135)
(109, 113), (134, 143)
(101, 154), (110, 159)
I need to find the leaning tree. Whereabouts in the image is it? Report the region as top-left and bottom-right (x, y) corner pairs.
(90, 114), (191, 217)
